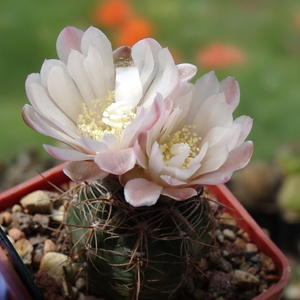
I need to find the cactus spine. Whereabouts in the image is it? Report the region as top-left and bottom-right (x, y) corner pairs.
(65, 175), (214, 300)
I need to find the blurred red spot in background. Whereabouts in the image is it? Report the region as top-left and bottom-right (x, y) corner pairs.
(93, 0), (131, 27)
(197, 43), (246, 69)
(116, 17), (153, 46)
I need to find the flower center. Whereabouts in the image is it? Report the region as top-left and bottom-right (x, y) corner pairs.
(77, 91), (136, 140)
(159, 125), (201, 169)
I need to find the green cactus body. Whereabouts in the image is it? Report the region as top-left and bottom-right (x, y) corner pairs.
(66, 176), (214, 300)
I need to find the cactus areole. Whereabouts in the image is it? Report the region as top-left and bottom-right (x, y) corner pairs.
(66, 177), (214, 299)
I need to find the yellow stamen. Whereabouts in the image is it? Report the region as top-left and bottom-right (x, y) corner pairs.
(77, 91), (136, 140)
(159, 125), (201, 169)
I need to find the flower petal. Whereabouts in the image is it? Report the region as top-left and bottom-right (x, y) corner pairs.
(56, 26), (84, 63)
(191, 141), (253, 185)
(177, 63), (197, 82)
(25, 75), (77, 132)
(131, 38), (162, 90)
(95, 148), (136, 175)
(81, 26), (114, 90)
(84, 46), (111, 100)
(114, 67), (142, 107)
(161, 187), (197, 200)
(22, 105), (87, 152)
(43, 144), (92, 161)
(64, 161), (108, 182)
(47, 65), (83, 121)
(67, 50), (96, 103)
(160, 175), (186, 186)
(185, 71), (220, 122)
(219, 76), (240, 110)
(124, 178), (163, 207)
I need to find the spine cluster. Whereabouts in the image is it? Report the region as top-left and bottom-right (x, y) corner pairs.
(65, 176), (214, 300)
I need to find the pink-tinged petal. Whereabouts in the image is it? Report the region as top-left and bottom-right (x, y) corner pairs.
(215, 141), (253, 174)
(102, 134), (119, 149)
(219, 77), (240, 110)
(145, 98), (173, 152)
(120, 95), (165, 148)
(133, 140), (147, 169)
(131, 38), (162, 90)
(43, 144), (92, 161)
(142, 48), (178, 107)
(193, 94), (233, 137)
(76, 136), (111, 153)
(191, 141), (253, 185)
(201, 123), (241, 153)
(115, 67), (142, 107)
(47, 65), (83, 121)
(81, 27), (114, 90)
(64, 161), (108, 182)
(119, 166), (147, 186)
(95, 148), (136, 175)
(148, 142), (164, 176)
(67, 50), (96, 103)
(124, 178), (163, 207)
(25, 76), (77, 132)
(177, 63), (197, 82)
(22, 105), (89, 153)
(56, 26), (84, 64)
(192, 171), (233, 185)
(234, 116), (253, 148)
(186, 70), (220, 122)
(164, 82), (194, 131)
(168, 147), (190, 168)
(160, 175), (186, 186)
(40, 59), (66, 88)
(84, 47), (110, 101)
(161, 187), (197, 200)
(174, 163), (201, 181)
(194, 145), (229, 176)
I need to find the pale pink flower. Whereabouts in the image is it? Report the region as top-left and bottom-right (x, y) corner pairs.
(121, 71), (253, 207)
(22, 26), (196, 181)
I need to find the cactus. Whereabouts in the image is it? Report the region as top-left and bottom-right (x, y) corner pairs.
(65, 175), (214, 300)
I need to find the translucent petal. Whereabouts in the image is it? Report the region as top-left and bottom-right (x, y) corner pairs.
(64, 161), (108, 182)
(95, 148), (136, 175)
(124, 178), (163, 207)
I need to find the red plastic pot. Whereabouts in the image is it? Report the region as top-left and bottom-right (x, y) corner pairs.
(0, 163), (290, 300)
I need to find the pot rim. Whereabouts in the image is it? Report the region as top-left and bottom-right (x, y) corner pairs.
(0, 162), (291, 300)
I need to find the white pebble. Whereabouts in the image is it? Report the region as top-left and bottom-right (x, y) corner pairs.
(12, 204), (22, 213)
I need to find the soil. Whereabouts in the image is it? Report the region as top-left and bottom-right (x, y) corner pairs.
(0, 184), (279, 300)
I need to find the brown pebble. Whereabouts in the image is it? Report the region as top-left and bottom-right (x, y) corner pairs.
(11, 204), (22, 213)
(11, 212), (32, 235)
(8, 228), (25, 241)
(219, 212), (237, 227)
(1, 211), (12, 225)
(44, 239), (57, 254)
(14, 238), (34, 265)
(234, 237), (246, 250)
(33, 214), (50, 233)
(261, 255), (276, 273)
(247, 265), (260, 275)
(241, 231), (251, 243)
(264, 274), (281, 282)
(234, 269), (260, 284)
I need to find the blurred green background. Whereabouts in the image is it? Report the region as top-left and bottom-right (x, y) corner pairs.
(1, 0), (300, 163)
